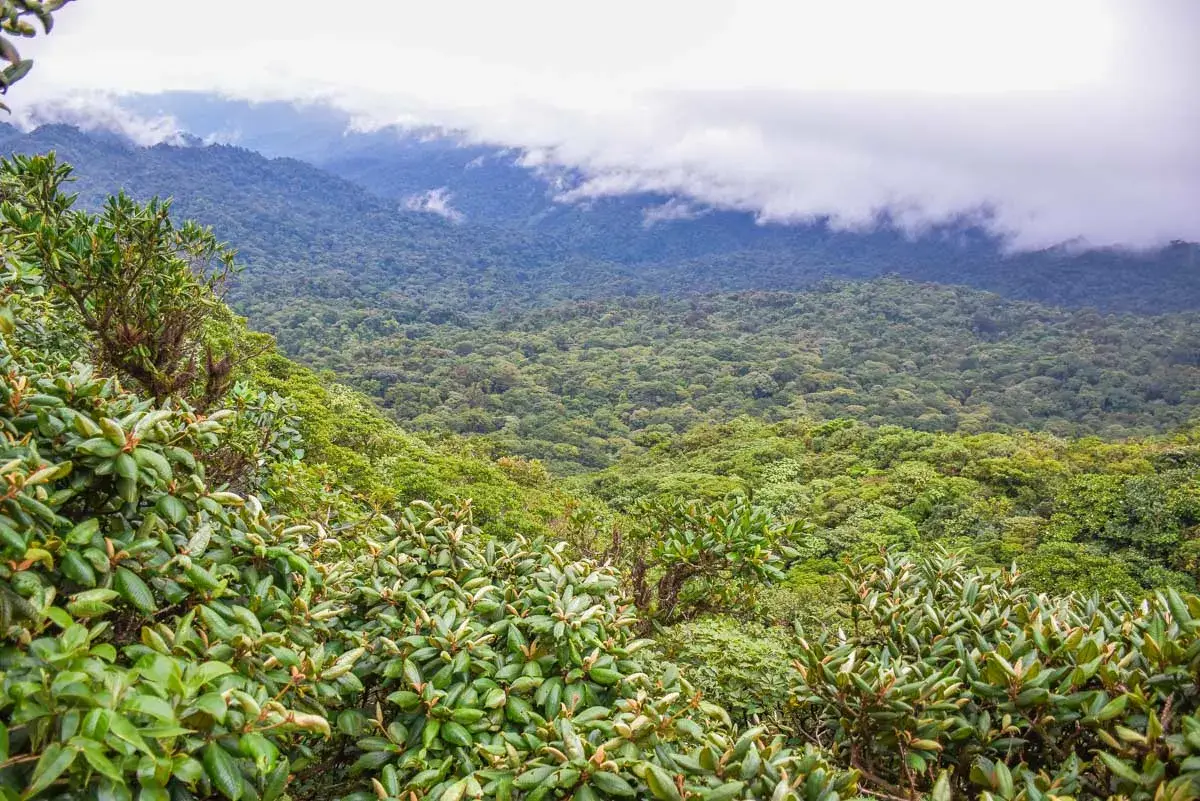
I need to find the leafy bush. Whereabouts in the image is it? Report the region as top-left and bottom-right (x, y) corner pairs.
(651, 617), (798, 729)
(791, 551), (1200, 800)
(616, 497), (799, 626)
(314, 502), (855, 801)
(0, 250), (340, 799)
(2, 153), (258, 409)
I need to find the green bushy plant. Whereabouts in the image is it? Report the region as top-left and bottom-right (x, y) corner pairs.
(2, 154), (250, 408)
(313, 502), (856, 801)
(790, 551), (1200, 800)
(0, 249), (341, 800)
(616, 496), (800, 627)
(651, 616), (799, 729)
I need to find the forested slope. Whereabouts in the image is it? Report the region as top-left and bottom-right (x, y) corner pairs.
(2, 66), (1200, 801)
(268, 280), (1200, 471)
(580, 415), (1200, 594)
(113, 92), (1200, 315)
(2, 121), (1199, 317)
(0, 123), (635, 319)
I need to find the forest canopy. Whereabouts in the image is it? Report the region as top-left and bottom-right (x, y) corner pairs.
(255, 282), (1200, 472)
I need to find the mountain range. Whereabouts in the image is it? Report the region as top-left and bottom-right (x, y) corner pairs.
(5, 91), (1197, 317)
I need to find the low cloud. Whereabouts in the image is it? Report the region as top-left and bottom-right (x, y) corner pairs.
(202, 128), (243, 146)
(642, 198), (709, 228)
(519, 88), (1198, 249)
(13, 93), (186, 146)
(401, 188), (464, 223)
(17, 0), (1200, 249)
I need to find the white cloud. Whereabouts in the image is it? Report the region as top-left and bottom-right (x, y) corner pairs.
(12, 0), (1199, 248)
(202, 128), (243, 147)
(401, 188), (464, 223)
(642, 198), (709, 228)
(13, 92), (186, 146)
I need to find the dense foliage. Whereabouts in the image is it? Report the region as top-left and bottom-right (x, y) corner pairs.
(260, 282), (1200, 472)
(0, 154), (860, 801)
(583, 416), (1200, 595)
(4, 22), (1200, 801)
(792, 551), (1200, 801)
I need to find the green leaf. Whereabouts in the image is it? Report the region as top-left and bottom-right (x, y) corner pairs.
(72, 588), (120, 605)
(155, 495), (188, 525)
(644, 764), (682, 801)
(1096, 694), (1129, 722)
(23, 742), (78, 798)
(699, 781), (744, 801)
(138, 782), (169, 801)
(590, 772), (637, 798)
(95, 778), (131, 801)
(238, 733), (278, 773)
(76, 438), (119, 458)
(107, 713), (151, 755)
(124, 693), (175, 723)
(71, 737), (122, 783)
(65, 518), (100, 545)
(132, 447), (172, 480)
(513, 766), (557, 790)
(114, 452), (138, 480)
(138, 725), (192, 739)
(1097, 751), (1141, 783)
(114, 566), (157, 614)
(2, 59), (33, 87)
(61, 551), (98, 587)
(440, 721), (472, 748)
(188, 661), (233, 690)
(186, 524), (212, 556)
(930, 771), (952, 801)
(99, 418), (127, 448)
(173, 756), (205, 784)
(263, 761), (289, 801)
(203, 743), (243, 801)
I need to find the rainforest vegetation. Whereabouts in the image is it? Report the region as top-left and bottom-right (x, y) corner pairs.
(2, 5), (1200, 800)
(261, 283), (1200, 472)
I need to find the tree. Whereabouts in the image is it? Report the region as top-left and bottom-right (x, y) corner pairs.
(2, 153), (253, 408)
(618, 496), (799, 626)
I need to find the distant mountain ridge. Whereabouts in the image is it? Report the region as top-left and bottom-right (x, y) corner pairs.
(1, 106), (1198, 314)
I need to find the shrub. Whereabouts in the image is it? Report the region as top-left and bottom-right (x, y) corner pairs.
(791, 551), (1200, 800)
(617, 496), (800, 626)
(2, 154), (253, 408)
(651, 616), (798, 729)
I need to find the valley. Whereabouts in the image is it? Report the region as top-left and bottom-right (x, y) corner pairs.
(1, 51), (1198, 798)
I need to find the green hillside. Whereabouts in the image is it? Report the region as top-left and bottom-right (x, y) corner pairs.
(2, 7), (1200, 801)
(266, 280), (1200, 472)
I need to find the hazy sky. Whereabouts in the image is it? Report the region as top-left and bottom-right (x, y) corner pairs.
(17, 0), (1200, 248)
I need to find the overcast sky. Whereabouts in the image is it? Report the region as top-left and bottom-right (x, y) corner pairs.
(16, 0), (1200, 249)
